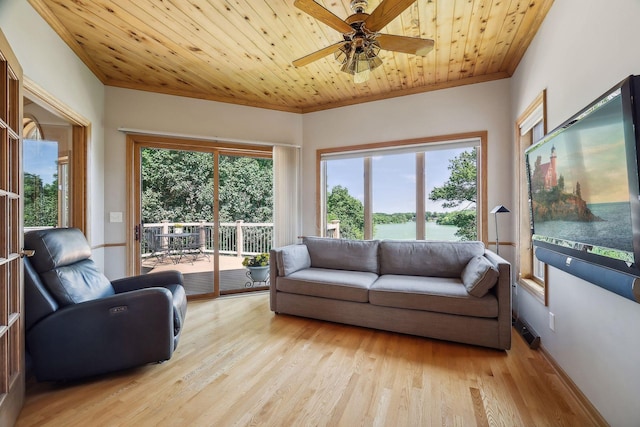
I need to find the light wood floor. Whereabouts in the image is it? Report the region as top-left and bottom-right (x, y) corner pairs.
(16, 293), (605, 426)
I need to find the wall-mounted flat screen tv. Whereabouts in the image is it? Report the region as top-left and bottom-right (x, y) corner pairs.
(525, 75), (640, 275)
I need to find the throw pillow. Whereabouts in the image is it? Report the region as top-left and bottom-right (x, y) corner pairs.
(461, 255), (499, 297)
(281, 244), (311, 276)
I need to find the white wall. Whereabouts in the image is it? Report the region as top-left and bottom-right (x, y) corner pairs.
(103, 87), (303, 278)
(301, 79), (514, 254)
(511, 1), (640, 425)
(0, 0), (106, 267)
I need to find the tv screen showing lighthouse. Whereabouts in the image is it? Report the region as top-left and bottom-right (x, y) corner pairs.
(526, 87), (635, 263)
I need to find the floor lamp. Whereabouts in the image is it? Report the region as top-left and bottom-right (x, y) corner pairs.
(490, 205), (510, 255)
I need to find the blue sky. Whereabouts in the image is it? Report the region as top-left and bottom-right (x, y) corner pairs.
(24, 139), (58, 184)
(326, 147), (472, 213)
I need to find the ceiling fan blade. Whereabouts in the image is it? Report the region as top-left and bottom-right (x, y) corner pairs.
(376, 33), (434, 56)
(294, 0), (354, 34)
(365, 0), (418, 32)
(292, 41), (349, 67)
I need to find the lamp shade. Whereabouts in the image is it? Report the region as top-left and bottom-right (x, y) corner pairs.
(491, 205), (510, 214)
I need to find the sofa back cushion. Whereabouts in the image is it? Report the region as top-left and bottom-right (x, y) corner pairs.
(303, 237), (379, 273)
(379, 240), (485, 277)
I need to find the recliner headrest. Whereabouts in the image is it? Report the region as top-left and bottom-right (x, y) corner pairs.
(24, 228), (92, 273)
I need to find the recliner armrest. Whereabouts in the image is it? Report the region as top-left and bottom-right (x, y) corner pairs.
(111, 270), (184, 293)
(27, 287), (174, 381)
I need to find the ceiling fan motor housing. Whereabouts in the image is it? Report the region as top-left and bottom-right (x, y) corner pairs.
(350, 0), (368, 14)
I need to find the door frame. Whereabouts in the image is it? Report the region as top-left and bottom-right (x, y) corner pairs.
(23, 77), (91, 237)
(126, 133), (271, 298)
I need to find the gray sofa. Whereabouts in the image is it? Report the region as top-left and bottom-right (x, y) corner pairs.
(270, 237), (511, 350)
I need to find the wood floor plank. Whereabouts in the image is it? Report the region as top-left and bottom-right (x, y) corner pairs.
(17, 293), (605, 426)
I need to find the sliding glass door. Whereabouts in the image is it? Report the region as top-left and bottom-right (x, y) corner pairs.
(129, 135), (273, 298)
(139, 147), (215, 296)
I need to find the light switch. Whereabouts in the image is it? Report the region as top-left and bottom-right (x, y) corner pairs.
(109, 212), (123, 223)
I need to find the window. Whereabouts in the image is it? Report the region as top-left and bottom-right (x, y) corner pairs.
(23, 137), (70, 228)
(516, 91), (548, 304)
(317, 132), (487, 244)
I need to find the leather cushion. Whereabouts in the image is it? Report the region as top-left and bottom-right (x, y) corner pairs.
(41, 259), (114, 306)
(25, 228), (92, 273)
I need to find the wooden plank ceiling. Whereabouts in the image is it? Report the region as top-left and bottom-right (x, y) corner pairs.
(28, 0), (553, 113)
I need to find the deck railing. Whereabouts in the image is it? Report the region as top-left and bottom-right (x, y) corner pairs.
(141, 220), (341, 258)
(142, 221), (273, 258)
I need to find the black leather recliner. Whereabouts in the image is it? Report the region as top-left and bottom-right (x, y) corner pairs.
(24, 227), (187, 381)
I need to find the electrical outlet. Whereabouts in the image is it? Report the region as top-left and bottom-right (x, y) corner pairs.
(549, 312), (555, 331)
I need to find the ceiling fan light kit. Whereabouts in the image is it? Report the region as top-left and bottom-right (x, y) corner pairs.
(293, 0), (434, 84)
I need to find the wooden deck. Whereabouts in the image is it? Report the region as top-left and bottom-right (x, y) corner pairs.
(143, 253), (268, 295)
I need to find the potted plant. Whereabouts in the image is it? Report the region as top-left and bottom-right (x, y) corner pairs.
(243, 252), (270, 282)
(174, 223), (184, 234)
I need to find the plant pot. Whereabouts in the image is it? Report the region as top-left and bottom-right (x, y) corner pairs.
(247, 265), (269, 282)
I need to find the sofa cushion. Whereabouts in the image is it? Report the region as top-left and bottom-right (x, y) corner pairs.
(303, 237), (379, 274)
(276, 267), (378, 303)
(462, 255), (499, 297)
(276, 244), (311, 276)
(369, 275), (498, 318)
(379, 240), (485, 277)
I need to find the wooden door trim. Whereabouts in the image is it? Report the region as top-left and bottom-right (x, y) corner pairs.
(0, 28), (24, 427)
(23, 76), (90, 237)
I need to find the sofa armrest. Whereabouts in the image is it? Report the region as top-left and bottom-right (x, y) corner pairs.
(484, 249), (512, 349)
(111, 270), (184, 293)
(270, 245), (311, 312)
(26, 288), (174, 381)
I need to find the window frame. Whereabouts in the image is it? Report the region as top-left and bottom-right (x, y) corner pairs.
(316, 131), (488, 244)
(515, 90), (548, 305)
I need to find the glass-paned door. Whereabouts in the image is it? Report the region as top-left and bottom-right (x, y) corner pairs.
(139, 147), (215, 297)
(218, 154), (273, 294)
(133, 142), (274, 297)
(0, 29), (25, 425)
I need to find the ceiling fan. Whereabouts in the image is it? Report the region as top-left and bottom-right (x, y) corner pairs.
(292, 0), (434, 84)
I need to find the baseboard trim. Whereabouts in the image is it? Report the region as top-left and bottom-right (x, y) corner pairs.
(539, 345), (608, 426)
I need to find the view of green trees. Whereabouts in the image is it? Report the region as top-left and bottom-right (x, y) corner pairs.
(24, 172), (58, 227)
(141, 149), (273, 224)
(326, 148), (478, 240)
(429, 148), (478, 240)
(326, 185), (365, 239)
